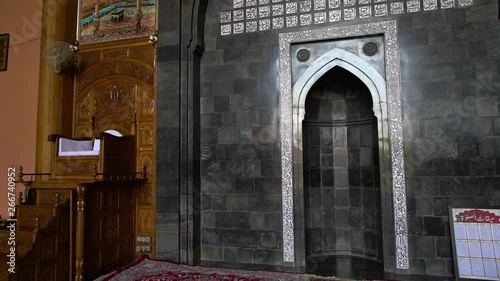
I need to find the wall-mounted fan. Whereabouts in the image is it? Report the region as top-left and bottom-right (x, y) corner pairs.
(43, 41), (78, 73)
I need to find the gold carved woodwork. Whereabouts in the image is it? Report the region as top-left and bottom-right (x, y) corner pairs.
(15, 232), (36, 256)
(138, 208), (153, 232)
(75, 185), (86, 281)
(139, 151), (154, 176)
(139, 88), (155, 118)
(103, 48), (128, 59)
(75, 125), (92, 138)
(17, 208), (52, 228)
(77, 60), (154, 93)
(129, 45), (155, 65)
(139, 122), (154, 148)
(138, 184), (153, 206)
(80, 51), (100, 68)
(77, 92), (92, 123)
(37, 190), (70, 206)
(54, 158), (97, 178)
(75, 39), (156, 259)
(93, 80), (136, 135)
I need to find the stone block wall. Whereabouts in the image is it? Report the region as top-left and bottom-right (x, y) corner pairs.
(156, 0), (500, 277)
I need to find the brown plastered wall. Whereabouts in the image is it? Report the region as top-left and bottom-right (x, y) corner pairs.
(0, 1), (41, 219)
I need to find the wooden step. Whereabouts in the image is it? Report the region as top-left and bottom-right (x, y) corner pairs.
(14, 202), (69, 229)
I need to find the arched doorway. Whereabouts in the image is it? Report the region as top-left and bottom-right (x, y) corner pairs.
(302, 67), (383, 278)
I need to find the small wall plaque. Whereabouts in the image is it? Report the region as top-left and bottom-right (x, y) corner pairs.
(449, 207), (500, 280)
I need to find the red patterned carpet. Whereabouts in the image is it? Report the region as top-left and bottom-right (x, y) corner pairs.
(98, 256), (350, 281)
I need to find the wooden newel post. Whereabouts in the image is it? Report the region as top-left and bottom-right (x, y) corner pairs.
(75, 184), (86, 281)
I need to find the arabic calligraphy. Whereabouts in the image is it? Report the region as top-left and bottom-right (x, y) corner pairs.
(455, 209), (500, 223)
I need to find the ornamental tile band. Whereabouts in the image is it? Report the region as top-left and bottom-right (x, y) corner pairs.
(220, 0), (473, 35)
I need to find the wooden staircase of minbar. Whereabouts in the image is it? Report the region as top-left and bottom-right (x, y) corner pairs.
(0, 191), (72, 281)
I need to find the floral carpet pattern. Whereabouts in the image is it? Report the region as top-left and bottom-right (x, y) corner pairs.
(99, 256), (349, 281)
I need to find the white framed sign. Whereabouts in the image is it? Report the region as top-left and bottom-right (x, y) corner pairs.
(450, 207), (500, 280)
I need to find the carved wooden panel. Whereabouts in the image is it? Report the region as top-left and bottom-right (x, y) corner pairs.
(103, 48), (128, 59)
(84, 182), (137, 278)
(36, 190), (71, 206)
(76, 92), (92, 123)
(87, 187), (102, 212)
(80, 51), (100, 68)
(129, 45), (155, 65)
(75, 125), (92, 138)
(53, 158), (98, 178)
(17, 263), (36, 281)
(139, 88), (155, 119)
(17, 206), (53, 228)
(76, 40), (157, 258)
(87, 222), (100, 244)
(138, 208), (153, 233)
(104, 215), (118, 240)
(120, 186), (134, 209)
(15, 232), (35, 256)
(103, 245), (118, 268)
(139, 122), (154, 149)
(103, 188), (118, 211)
(138, 151), (154, 176)
(41, 235), (56, 260)
(77, 61), (154, 92)
(93, 80), (136, 135)
(120, 212), (134, 235)
(138, 183), (153, 206)
(39, 266), (56, 281)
